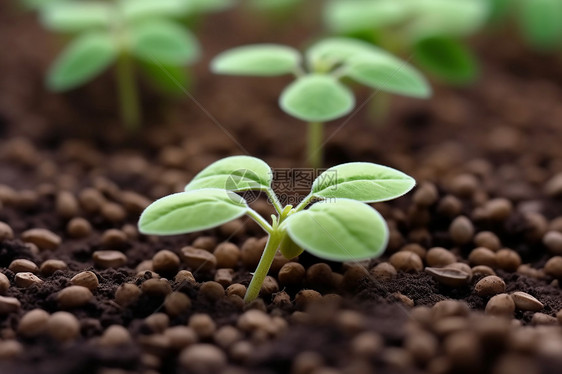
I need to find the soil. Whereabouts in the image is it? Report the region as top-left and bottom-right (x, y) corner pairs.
(1, 2), (562, 374)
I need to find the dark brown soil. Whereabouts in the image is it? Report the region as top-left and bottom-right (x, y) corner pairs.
(1, 2), (562, 374)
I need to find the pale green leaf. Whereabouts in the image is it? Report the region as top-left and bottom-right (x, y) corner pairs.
(279, 75), (355, 122)
(306, 37), (387, 71)
(120, 0), (190, 22)
(211, 44), (301, 76)
(185, 156), (273, 192)
(311, 162), (416, 202)
(285, 199), (389, 261)
(186, 0), (235, 14)
(21, 0), (67, 11)
(347, 55), (431, 98)
(324, 0), (409, 33)
(47, 31), (117, 91)
(138, 189), (248, 235)
(40, 1), (112, 32)
(517, 0), (562, 50)
(413, 36), (477, 84)
(129, 20), (200, 65)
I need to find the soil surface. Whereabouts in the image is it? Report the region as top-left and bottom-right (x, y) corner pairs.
(1, 2), (562, 374)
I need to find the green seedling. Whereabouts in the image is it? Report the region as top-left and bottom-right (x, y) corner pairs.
(324, 0), (490, 85)
(138, 155), (415, 302)
(489, 0), (562, 51)
(40, 0), (206, 129)
(211, 38), (430, 168)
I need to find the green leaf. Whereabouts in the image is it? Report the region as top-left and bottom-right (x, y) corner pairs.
(138, 189), (249, 235)
(284, 199), (389, 261)
(47, 31), (117, 91)
(324, 0), (409, 33)
(211, 44), (301, 76)
(186, 0), (235, 14)
(405, 0), (490, 37)
(40, 2), (112, 32)
(140, 61), (190, 94)
(517, 0), (562, 50)
(279, 75), (355, 122)
(413, 36), (477, 84)
(311, 162), (416, 203)
(129, 20), (200, 65)
(185, 156), (273, 192)
(120, 0), (191, 22)
(307, 37), (386, 71)
(21, 0), (67, 11)
(279, 232), (304, 259)
(347, 55), (431, 98)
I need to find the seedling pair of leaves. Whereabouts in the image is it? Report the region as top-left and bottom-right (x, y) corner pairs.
(324, 0), (491, 85)
(138, 156), (415, 302)
(489, 0), (562, 51)
(211, 38), (431, 167)
(41, 0), (229, 128)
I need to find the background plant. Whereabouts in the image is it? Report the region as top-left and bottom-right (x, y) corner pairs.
(324, 0), (490, 85)
(211, 38), (430, 168)
(488, 0), (562, 51)
(138, 156), (415, 302)
(39, 0), (218, 129)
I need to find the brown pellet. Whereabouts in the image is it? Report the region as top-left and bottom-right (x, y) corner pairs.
(143, 313), (169, 333)
(214, 268), (234, 287)
(71, 271), (99, 290)
(214, 325), (242, 349)
(468, 247), (498, 267)
(101, 229), (128, 250)
(496, 249), (521, 271)
(370, 262), (397, 280)
(98, 325), (131, 347)
(0, 340), (22, 359)
(240, 237), (266, 268)
(55, 191), (79, 219)
(531, 312), (558, 326)
(66, 217), (92, 238)
(189, 314), (216, 339)
(425, 266), (470, 287)
(472, 265), (496, 276)
(213, 242), (240, 268)
(17, 309), (49, 337)
(389, 251), (423, 272)
(437, 195), (463, 217)
(100, 202), (127, 223)
(180, 246), (217, 272)
(192, 236), (217, 251)
(474, 231), (501, 251)
(295, 289), (322, 310)
(15, 272), (43, 288)
(120, 191), (151, 214)
(449, 216), (474, 244)
(174, 270), (196, 284)
(0, 296), (21, 315)
(39, 259), (68, 276)
(141, 278), (172, 296)
(21, 228), (61, 250)
(511, 292), (543, 312)
(544, 256), (562, 278)
(543, 231), (562, 255)
(164, 326), (197, 350)
(483, 198), (513, 221)
(404, 330), (438, 365)
(444, 331), (481, 369)
(0, 273), (9, 294)
(179, 344), (227, 372)
(306, 263), (333, 290)
(47, 311), (80, 342)
(260, 276), (279, 297)
(431, 300), (470, 320)
(278, 262), (306, 285)
(9, 259), (38, 274)
(237, 309), (272, 333)
(413, 183), (439, 207)
(426, 247), (456, 267)
(449, 174), (478, 197)
(164, 292), (191, 317)
(198, 281), (224, 302)
(475, 276), (506, 296)
(485, 294), (515, 317)
(57, 286), (93, 308)
(226, 283), (246, 298)
(152, 250), (180, 273)
(114, 283), (141, 306)
(93, 250), (127, 268)
(0, 222), (14, 241)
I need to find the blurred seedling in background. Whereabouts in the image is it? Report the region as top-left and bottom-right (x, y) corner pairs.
(211, 38), (430, 168)
(39, 0), (233, 129)
(138, 155), (415, 302)
(324, 0), (490, 85)
(488, 0), (562, 51)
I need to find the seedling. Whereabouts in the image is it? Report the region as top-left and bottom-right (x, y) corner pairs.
(138, 155), (415, 302)
(489, 0), (562, 50)
(324, 0), (490, 84)
(211, 38), (430, 167)
(39, 0), (205, 129)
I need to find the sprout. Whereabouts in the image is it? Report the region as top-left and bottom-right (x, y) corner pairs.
(324, 0), (491, 84)
(38, 0), (233, 129)
(211, 38), (431, 167)
(138, 155), (416, 302)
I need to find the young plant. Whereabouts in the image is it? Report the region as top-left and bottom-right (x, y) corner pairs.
(210, 38), (430, 168)
(324, 0), (491, 85)
(138, 155), (415, 302)
(40, 0), (204, 129)
(489, 0), (562, 51)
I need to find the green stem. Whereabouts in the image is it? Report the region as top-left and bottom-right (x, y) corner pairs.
(246, 208), (273, 234)
(265, 189), (284, 215)
(244, 230), (282, 302)
(307, 121), (324, 168)
(116, 52), (141, 130)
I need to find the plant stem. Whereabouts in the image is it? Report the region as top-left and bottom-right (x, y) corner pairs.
(116, 52), (141, 130)
(244, 230), (282, 302)
(307, 121), (324, 168)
